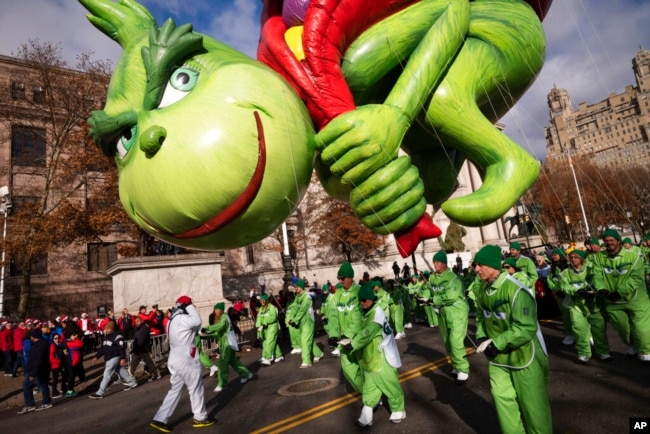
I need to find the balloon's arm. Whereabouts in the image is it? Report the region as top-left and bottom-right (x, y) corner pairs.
(383, 0), (469, 124)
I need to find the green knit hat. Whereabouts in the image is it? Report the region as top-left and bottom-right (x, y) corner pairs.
(589, 238), (599, 245)
(509, 242), (522, 251)
(473, 245), (503, 270)
(623, 237), (632, 244)
(337, 262), (354, 278)
(214, 302), (225, 311)
(371, 280), (382, 289)
(260, 294), (269, 301)
(295, 279), (306, 289)
(433, 251), (447, 264)
(602, 228), (621, 241)
(503, 257), (518, 269)
(570, 249), (587, 260)
(551, 247), (565, 257)
(358, 282), (376, 302)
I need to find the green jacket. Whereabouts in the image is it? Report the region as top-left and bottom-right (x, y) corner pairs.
(429, 268), (465, 307)
(475, 272), (543, 368)
(514, 255), (538, 286)
(591, 246), (646, 303)
(328, 283), (362, 339)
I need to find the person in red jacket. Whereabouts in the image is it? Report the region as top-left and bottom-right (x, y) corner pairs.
(64, 331), (85, 397)
(12, 321), (28, 377)
(1, 321), (14, 376)
(137, 305), (157, 327)
(49, 333), (67, 398)
(117, 308), (136, 340)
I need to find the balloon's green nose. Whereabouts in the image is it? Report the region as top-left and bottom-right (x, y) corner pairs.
(140, 125), (167, 158)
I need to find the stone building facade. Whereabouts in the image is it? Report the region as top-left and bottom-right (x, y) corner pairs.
(544, 47), (650, 169)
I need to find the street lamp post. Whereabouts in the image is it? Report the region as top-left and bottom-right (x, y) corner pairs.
(281, 222), (293, 290)
(626, 211), (637, 243)
(0, 186), (11, 318)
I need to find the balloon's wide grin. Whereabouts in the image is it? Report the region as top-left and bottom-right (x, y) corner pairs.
(139, 111), (267, 239)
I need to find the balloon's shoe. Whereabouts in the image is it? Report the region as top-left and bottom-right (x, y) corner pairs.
(395, 213), (442, 258)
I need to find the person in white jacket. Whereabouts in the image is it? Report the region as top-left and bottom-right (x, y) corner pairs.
(150, 296), (214, 432)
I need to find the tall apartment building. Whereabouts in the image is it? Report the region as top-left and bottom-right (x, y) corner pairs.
(544, 47), (650, 167)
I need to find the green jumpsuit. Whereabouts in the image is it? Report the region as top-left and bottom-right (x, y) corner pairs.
(591, 246), (650, 358)
(256, 303), (283, 361)
(287, 291), (323, 365)
(388, 284), (406, 333)
(475, 273), (552, 434)
(328, 282), (363, 392)
(285, 296), (301, 352)
(204, 314), (251, 389)
(559, 265), (609, 359)
(429, 268), (469, 375)
(349, 303), (404, 412)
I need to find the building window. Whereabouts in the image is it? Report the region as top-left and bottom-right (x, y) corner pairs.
(11, 81), (25, 100)
(11, 125), (46, 167)
(10, 256), (48, 276)
(87, 243), (117, 271)
(246, 245), (255, 265)
(33, 86), (45, 104)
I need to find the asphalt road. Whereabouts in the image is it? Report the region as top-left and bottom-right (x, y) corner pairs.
(0, 318), (649, 433)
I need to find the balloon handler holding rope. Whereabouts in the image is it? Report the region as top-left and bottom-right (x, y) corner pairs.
(80, 0), (551, 257)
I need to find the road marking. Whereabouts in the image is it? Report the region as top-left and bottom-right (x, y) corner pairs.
(250, 350), (473, 434)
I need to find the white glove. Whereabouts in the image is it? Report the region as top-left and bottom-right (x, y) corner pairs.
(476, 338), (493, 353)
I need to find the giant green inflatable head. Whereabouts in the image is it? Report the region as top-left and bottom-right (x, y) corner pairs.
(81, 0), (315, 249)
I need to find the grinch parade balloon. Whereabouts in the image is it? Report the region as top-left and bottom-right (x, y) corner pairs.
(80, 0), (552, 257)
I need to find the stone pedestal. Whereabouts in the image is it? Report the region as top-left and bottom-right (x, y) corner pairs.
(106, 252), (225, 324)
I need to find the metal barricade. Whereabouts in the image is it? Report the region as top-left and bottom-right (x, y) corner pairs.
(125, 334), (169, 376)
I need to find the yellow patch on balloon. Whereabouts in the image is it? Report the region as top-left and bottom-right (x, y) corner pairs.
(284, 26), (305, 61)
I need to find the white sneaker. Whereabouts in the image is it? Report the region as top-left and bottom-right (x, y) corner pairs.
(404, 323), (413, 329)
(314, 355), (322, 363)
(456, 372), (469, 384)
(429, 324), (437, 328)
(562, 336), (575, 346)
(638, 353), (650, 362)
(241, 372), (254, 384)
(357, 405), (373, 427)
(598, 353), (612, 361)
(395, 332), (405, 339)
(209, 365), (218, 377)
(290, 348), (301, 355)
(214, 385), (223, 392)
(331, 348), (340, 357)
(577, 355), (589, 364)
(299, 363), (311, 369)
(274, 356), (284, 362)
(260, 358), (272, 366)
(389, 411), (406, 423)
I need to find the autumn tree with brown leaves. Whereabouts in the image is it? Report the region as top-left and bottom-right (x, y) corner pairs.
(527, 157), (650, 243)
(1, 40), (136, 317)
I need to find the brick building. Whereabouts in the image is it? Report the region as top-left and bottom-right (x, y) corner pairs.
(545, 47), (650, 168)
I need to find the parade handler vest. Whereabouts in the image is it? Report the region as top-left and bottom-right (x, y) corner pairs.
(356, 304), (401, 372)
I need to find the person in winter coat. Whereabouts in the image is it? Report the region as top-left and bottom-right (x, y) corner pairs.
(64, 331), (85, 397)
(473, 244), (552, 434)
(129, 317), (161, 381)
(17, 329), (52, 414)
(49, 333), (67, 398)
(150, 296), (215, 432)
(89, 321), (137, 399)
(343, 282), (405, 427)
(256, 294), (283, 365)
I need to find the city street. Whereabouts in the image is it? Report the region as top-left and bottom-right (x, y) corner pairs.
(0, 318), (648, 433)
